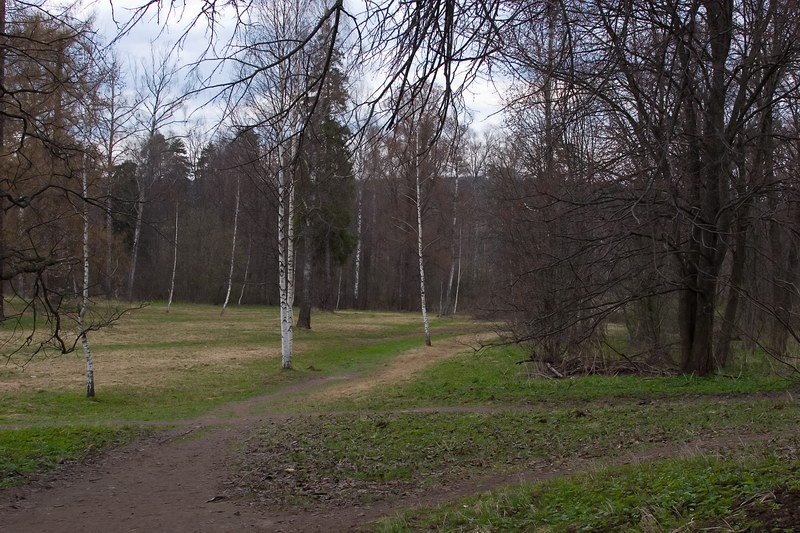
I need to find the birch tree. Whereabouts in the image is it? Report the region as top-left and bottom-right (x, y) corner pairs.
(127, 52), (185, 300)
(77, 157), (95, 397)
(96, 56), (137, 298)
(241, 0), (337, 368)
(414, 128), (432, 346)
(221, 174), (241, 315)
(441, 122), (468, 316)
(166, 201), (179, 312)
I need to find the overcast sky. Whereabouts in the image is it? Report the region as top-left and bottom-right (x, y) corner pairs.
(81, 0), (506, 134)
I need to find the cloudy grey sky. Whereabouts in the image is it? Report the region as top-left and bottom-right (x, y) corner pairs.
(82, 0), (505, 133)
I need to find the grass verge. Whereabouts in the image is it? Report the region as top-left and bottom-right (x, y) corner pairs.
(1, 308), (482, 424)
(233, 398), (800, 508)
(0, 426), (145, 488)
(376, 438), (800, 532)
(0, 305), (483, 486)
(316, 344), (796, 412)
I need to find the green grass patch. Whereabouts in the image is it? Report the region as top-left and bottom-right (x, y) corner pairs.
(0, 426), (145, 488)
(0, 305), (485, 424)
(236, 399), (800, 507)
(0, 332), (464, 424)
(0, 305), (483, 485)
(377, 441), (800, 532)
(319, 344), (795, 412)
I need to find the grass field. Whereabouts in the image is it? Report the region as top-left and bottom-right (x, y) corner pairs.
(1, 301), (798, 530)
(0, 301), (481, 487)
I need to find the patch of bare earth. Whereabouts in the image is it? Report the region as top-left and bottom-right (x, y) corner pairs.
(0, 337), (483, 532)
(734, 486), (800, 530)
(238, 431), (800, 533)
(0, 333), (796, 533)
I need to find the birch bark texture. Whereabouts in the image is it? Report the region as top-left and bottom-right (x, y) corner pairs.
(221, 176), (241, 315)
(166, 201), (179, 313)
(240, 0), (344, 368)
(277, 142), (296, 368)
(414, 129), (432, 346)
(79, 161), (95, 397)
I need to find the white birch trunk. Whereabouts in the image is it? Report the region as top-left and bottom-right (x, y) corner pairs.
(16, 208), (24, 298)
(166, 202), (179, 312)
(286, 167), (296, 356)
(454, 226), (462, 315)
(127, 184), (145, 301)
(79, 164), (95, 397)
(444, 174), (460, 315)
(335, 267), (342, 311)
(238, 233), (252, 306)
(278, 163), (289, 367)
(277, 141), (296, 369)
(353, 185), (363, 303)
(415, 135), (432, 346)
(221, 176), (241, 315)
(105, 175), (114, 297)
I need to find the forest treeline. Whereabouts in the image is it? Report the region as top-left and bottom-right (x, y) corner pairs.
(2, 0), (800, 381)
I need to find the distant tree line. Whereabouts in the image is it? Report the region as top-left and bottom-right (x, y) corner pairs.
(3, 0), (800, 380)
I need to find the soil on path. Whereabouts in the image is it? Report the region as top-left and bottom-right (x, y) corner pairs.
(307, 333), (493, 402)
(0, 335), (486, 532)
(0, 334), (795, 533)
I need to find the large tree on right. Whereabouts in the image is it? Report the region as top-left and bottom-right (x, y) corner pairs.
(495, 0), (800, 375)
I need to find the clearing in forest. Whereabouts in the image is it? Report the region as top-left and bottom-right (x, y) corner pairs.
(0, 303), (798, 532)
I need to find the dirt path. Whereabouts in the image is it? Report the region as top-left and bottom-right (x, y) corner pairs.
(307, 333), (492, 402)
(0, 336), (794, 533)
(0, 336), (484, 532)
(272, 429), (800, 532)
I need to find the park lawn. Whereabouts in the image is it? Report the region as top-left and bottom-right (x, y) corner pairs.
(233, 398), (800, 508)
(309, 343), (796, 413)
(235, 334), (800, 528)
(2, 299), (798, 526)
(0, 303), (479, 486)
(0, 302), (480, 424)
(377, 442), (800, 532)
(0, 426), (145, 489)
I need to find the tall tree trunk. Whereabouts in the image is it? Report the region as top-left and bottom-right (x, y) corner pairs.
(221, 177), (241, 315)
(335, 266), (342, 311)
(678, 2), (732, 376)
(323, 241), (333, 310)
(277, 142), (296, 369)
(453, 226), (462, 314)
(79, 161), (95, 397)
(415, 136), (432, 346)
(127, 184), (145, 301)
(15, 209), (24, 299)
(353, 184), (363, 305)
(166, 201), (179, 313)
(443, 172), (460, 315)
(238, 233), (252, 306)
(105, 171), (115, 297)
(715, 218), (748, 367)
(0, 0), (6, 321)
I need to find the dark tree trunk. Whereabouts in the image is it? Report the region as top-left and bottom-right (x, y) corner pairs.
(0, 0), (6, 322)
(715, 220), (748, 368)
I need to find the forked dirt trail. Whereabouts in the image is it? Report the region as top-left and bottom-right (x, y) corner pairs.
(0, 332), (796, 533)
(308, 332), (494, 402)
(0, 334), (488, 533)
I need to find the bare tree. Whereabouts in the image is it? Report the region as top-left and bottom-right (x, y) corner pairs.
(95, 55), (138, 298)
(127, 51), (186, 300)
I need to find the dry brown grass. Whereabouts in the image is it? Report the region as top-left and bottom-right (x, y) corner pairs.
(0, 303), (470, 394)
